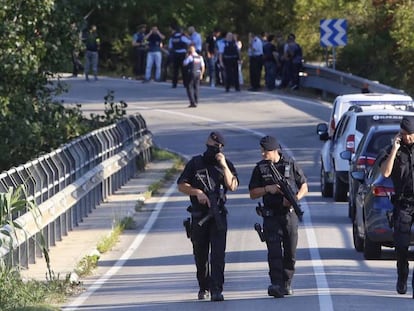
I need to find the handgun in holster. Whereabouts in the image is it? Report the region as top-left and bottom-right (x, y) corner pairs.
(254, 223), (265, 242)
(183, 217), (191, 239)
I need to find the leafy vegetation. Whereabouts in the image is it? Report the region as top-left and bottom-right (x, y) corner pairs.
(0, 186), (78, 310)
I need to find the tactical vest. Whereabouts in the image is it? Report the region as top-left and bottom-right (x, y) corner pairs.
(190, 55), (202, 75)
(189, 155), (227, 211)
(223, 41), (239, 60)
(258, 157), (295, 208)
(171, 32), (187, 52)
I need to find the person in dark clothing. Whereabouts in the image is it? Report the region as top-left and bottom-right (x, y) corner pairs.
(248, 135), (308, 298)
(204, 28), (221, 87)
(183, 44), (205, 107)
(218, 32), (241, 92)
(262, 34), (278, 90)
(132, 24), (147, 78)
(177, 131), (239, 302)
(83, 24), (100, 81)
(168, 26), (191, 88)
(381, 116), (414, 298)
(280, 33), (302, 90)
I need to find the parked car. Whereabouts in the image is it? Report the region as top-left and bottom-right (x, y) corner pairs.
(351, 152), (414, 260)
(317, 105), (414, 202)
(341, 124), (400, 220)
(327, 93), (413, 137)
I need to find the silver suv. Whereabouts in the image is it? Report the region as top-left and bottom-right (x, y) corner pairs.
(317, 105), (414, 202)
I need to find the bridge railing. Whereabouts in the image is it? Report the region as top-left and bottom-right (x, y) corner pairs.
(0, 114), (153, 268)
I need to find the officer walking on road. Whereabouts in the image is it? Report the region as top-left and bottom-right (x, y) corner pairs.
(183, 44), (205, 108)
(177, 132), (239, 302)
(248, 135), (308, 298)
(381, 116), (414, 298)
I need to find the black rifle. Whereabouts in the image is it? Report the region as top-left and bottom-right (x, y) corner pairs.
(268, 161), (304, 222)
(196, 172), (225, 231)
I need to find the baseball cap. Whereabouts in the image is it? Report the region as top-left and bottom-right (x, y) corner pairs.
(209, 131), (225, 146)
(260, 135), (279, 151)
(400, 116), (414, 134)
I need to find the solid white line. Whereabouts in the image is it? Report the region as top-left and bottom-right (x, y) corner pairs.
(302, 199), (334, 311)
(62, 183), (177, 310)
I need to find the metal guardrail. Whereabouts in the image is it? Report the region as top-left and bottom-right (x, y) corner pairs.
(0, 114), (153, 268)
(300, 63), (408, 97)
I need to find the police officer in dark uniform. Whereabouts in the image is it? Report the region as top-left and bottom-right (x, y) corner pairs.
(248, 135), (308, 298)
(177, 131), (239, 301)
(183, 44), (205, 107)
(168, 26), (191, 88)
(219, 32), (241, 92)
(381, 116), (414, 298)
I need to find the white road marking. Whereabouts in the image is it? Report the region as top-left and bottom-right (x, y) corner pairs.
(62, 183), (177, 310)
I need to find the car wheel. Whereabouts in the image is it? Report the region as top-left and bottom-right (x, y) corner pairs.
(320, 163), (333, 197)
(333, 171), (348, 202)
(352, 219), (363, 252)
(363, 236), (381, 260)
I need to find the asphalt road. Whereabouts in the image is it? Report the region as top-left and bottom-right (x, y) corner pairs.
(57, 76), (414, 310)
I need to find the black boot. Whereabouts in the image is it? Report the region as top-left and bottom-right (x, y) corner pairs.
(397, 274), (408, 294)
(268, 284), (284, 298)
(397, 268), (408, 294)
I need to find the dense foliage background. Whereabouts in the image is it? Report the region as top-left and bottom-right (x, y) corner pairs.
(1, 0), (414, 171)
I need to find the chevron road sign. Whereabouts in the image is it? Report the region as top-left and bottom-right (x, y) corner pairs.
(320, 19), (347, 47)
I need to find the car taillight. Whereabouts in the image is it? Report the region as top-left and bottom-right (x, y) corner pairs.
(372, 186), (394, 197)
(356, 156), (376, 170)
(346, 134), (355, 153)
(330, 118), (335, 133)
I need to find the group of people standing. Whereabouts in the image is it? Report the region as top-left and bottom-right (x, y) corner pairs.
(249, 31), (303, 91)
(75, 24), (303, 93)
(131, 25), (303, 106)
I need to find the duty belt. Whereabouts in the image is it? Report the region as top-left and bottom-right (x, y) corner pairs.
(259, 206), (293, 217)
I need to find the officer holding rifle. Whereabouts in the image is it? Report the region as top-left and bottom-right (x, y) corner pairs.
(177, 131), (238, 302)
(248, 135), (308, 298)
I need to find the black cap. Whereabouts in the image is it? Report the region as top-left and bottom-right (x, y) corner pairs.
(260, 135), (279, 151)
(209, 131), (225, 146)
(401, 116), (414, 134)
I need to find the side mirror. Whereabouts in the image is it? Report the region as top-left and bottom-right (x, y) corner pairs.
(340, 150), (352, 161)
(316, 123), (328, 135)
(316, 123), (329, 141)
(351, 171), (365, 182)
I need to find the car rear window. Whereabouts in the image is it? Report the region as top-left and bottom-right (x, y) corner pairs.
(339, 101), (413, 119)
(355, 115), (405, 134)
(366, 132), (394, 154)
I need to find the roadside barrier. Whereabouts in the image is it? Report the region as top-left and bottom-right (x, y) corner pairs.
(0, 114), (153, 268)
(300, 63), (407, 97)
